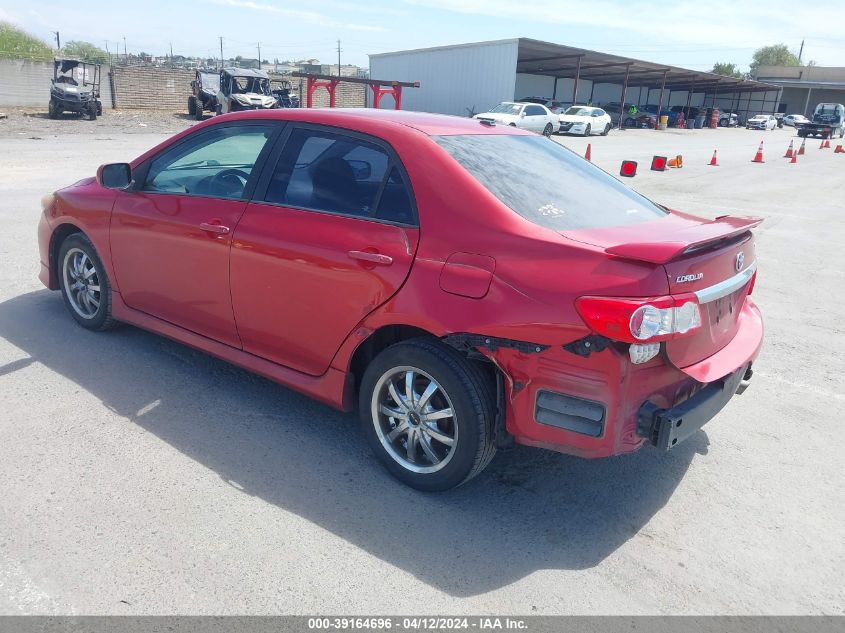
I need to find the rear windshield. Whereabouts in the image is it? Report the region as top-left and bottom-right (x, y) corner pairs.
(434, 134), (668, 231)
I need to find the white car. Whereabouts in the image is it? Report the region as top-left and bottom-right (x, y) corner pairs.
(558, 106), (613, 136)
(782, 114), (810, 127)
(746, 114), (778, 131)
(474, 102), (558, 136)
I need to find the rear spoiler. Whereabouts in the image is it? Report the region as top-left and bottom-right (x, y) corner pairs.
(604, 216), (763, 264)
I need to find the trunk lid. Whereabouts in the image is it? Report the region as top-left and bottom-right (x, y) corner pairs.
(565, 211), (761, 371)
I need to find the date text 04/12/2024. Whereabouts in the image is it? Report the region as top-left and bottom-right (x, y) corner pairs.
(307, 617), (528, 630)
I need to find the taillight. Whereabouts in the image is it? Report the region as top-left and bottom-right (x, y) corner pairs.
(575, 294), (702, 343)
(747, 270), (757, 295)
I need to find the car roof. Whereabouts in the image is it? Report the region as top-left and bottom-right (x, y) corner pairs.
(222, 67), (269, 79)
(204, 108), (534, 137)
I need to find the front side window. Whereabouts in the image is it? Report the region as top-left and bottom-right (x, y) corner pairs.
(143, 125), (274, 199)
(435, 134), (668, 231)
(263, 127), (415, 224)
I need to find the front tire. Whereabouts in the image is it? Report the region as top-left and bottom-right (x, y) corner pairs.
(48, 99), (59, 119)
(359, 338), (496, 491)
(188, 96), (196, 116)
(57, 233), (117, 331)
(584, 124), (591, 137)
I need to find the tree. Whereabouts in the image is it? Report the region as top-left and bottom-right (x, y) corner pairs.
(710, 62), (744, 79)
(749, 44), (800, 77)
(0, 21), (52, 61)
(61, 40), (109, 64)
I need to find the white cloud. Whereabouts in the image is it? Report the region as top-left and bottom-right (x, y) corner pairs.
(210, 0), (385, 32)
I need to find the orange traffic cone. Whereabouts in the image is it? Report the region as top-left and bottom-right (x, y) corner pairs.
(676, 155), (683, 168)
(835, 144), (844, 153)
(708, 150), (718, 166)
(752, 140), (764, 163)
(798, 138), (806, 155)
(667, 156), (680, 168)
(585, 143), (592, 161)
(820, 138), (827, 149)
(784, 140), (794, 158)
(790, 151), (798, 164)
(824, 138), (831, 149)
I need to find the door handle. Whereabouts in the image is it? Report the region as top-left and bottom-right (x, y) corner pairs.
(199, 222), (230, 235)
(348, 250), (393, 266)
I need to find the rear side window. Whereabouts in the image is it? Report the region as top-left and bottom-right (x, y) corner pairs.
(525, 105), (546, 116)
(263, 127), (415, 224)
(434, 134), (667, 231)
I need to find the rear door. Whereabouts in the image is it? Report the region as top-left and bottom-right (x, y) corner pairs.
(230, 124), (419, 376)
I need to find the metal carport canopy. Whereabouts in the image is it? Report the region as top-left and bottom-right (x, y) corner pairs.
(516, 38), (777, 94)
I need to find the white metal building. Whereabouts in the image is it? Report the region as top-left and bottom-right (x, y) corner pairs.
(369, 38), (779, 122)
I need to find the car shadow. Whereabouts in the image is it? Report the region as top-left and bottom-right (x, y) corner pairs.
(0, 290), (708, 597)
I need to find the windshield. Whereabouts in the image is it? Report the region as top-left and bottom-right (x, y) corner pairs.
(435, 134), (668, 231)
(564, 107), (588, 116)
(200, 72), (220, 92)
(232, 76), (269, 95)
(488, 103), (522, 115)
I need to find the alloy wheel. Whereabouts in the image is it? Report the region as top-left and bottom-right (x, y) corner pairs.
(62, 247), (101, 319)
(371, 366), (458, 474)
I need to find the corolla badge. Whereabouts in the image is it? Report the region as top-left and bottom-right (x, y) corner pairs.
(676, 273), (703, 283)
(735, 251), (745, 272)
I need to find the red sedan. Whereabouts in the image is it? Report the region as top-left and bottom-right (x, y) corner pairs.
(37, 108), (763, 491)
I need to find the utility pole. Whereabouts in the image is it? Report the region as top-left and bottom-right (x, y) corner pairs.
(123, 36), (127, 62)
(257, 43), (261, 70)
(219, 36), (224, 70)
(337, 39), (341, 77)
(52, 31), (60, 50)
(798, 39), (805, 64)
(170, 42), (174, 67)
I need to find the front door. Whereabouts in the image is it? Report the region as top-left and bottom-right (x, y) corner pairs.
(230, 125), (419, 376)
(110, 122), (278, 347)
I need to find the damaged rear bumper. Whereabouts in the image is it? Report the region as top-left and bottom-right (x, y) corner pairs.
(637, 364), (752, 450)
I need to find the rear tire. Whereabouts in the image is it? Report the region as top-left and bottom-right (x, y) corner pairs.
(542, 123), (553, 137)
(57, 233), (118, 331)
(602, 123), (611, 136)
(86, 103), (97, 121)
(359, 338), (496, 491)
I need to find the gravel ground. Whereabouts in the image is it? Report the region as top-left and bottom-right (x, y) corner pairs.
(0, 119), (843, 615)
(0, 107), (195, 138)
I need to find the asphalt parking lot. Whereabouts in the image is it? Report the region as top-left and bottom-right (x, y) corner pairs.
(0, 114), (843, 615)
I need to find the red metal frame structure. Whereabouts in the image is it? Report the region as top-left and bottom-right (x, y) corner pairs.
(292, 72), (420, 109)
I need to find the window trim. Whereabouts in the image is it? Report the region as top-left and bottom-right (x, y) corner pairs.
(250, 122), (419, 228)
(131, 120), (285, 202)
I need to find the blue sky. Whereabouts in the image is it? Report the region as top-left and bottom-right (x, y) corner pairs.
(2, 0), (843, 71)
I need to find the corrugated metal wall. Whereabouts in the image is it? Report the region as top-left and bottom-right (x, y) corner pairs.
(0, 58), (113, 108)
(369, 40), (519, 116)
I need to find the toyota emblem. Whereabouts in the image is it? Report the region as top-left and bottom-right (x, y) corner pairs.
(735, 251), (745, 272)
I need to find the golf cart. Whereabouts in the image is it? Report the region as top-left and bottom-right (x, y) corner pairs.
(216, 67), (277, 114)
(188, 70), (220, 121)
(49, 58), (102, 120)
(270, 78), (300, 108)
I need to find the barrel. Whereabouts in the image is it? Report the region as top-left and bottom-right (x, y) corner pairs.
(658, 115), (669, 130)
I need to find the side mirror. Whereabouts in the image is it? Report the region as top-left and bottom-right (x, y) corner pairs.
(520, 111), (526, 118)
(97, 163), (133, 190)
